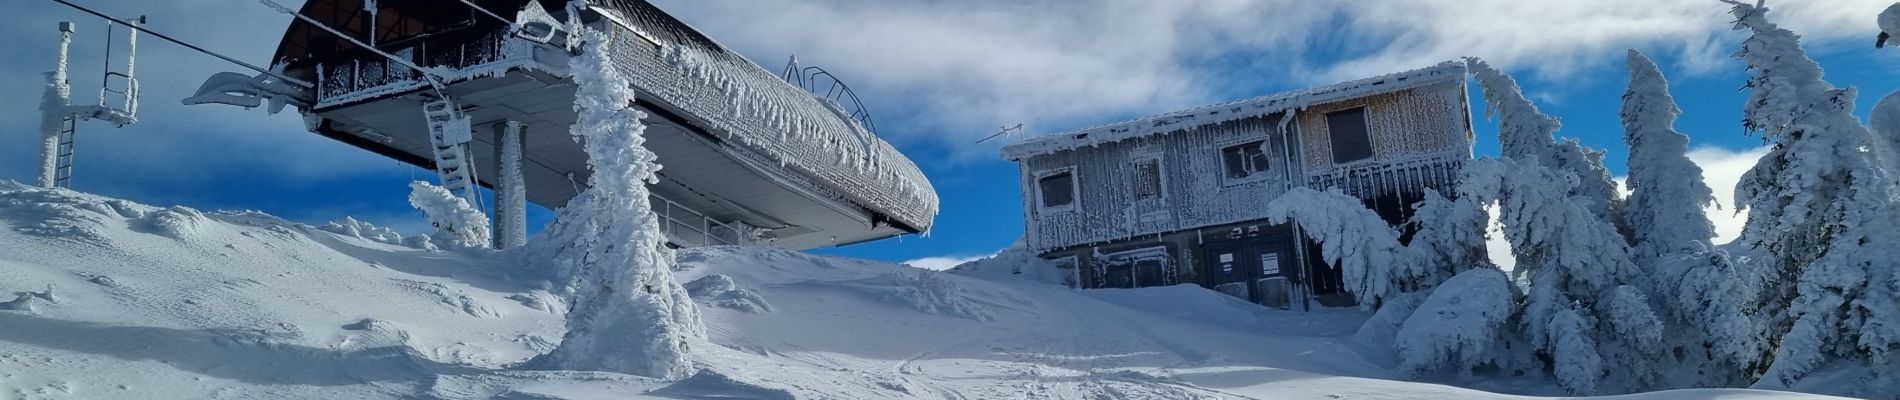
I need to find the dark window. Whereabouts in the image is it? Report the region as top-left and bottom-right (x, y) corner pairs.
(1327, 107), (1374, 163)
(1220, 141), (1270, 181)
(1097, 248), (1171, 288)
(1102, 263), (1135, 289)
(1132, 160), (1163, 200)
(1038, 172), (1075, 209)
(1134, 258), (1166, 287)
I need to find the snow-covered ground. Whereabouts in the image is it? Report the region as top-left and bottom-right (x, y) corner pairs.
(0, 182), (1846, 399)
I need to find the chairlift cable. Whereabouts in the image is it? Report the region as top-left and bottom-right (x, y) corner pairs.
(45, 0), (315, 89)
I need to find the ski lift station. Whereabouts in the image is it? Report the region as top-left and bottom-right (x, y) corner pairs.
(178, 0), (938, 250)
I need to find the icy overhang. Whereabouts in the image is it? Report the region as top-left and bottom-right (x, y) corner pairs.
(1001, 61), (1469, 161)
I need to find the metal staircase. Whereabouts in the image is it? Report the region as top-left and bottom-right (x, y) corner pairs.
(423, 98), (480, 205)
(52, 117), (78, 189)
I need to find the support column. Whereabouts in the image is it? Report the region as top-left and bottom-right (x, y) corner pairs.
(492, 120), (528, 249)
(38, 22), (75, 189)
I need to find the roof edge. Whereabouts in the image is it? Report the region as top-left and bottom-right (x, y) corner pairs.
(1001, 60), (1469, 160)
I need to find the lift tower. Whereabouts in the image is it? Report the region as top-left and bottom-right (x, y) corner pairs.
(38, 18), (142, 190)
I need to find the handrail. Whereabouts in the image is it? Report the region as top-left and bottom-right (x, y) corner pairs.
(780, 63), (879, 137)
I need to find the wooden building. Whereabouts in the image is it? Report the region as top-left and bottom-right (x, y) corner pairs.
(1000, 62), (1474, 309)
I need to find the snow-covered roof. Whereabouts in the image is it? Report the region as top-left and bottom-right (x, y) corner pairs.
(1001, 61), (1469, 160)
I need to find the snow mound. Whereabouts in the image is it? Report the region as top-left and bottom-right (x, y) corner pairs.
(1395, 268), (1516, 377)
(684, 274), (771, 314)
(0, 182), (562, 398)
(946, 237), (1075, 287)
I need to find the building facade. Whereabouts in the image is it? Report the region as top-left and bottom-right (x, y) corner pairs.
(1001, 62), (1474, 309)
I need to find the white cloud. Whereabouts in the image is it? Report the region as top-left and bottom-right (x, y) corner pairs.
(1485, 146), (1770, 269)
(651, 0), (1889, 156)
(901, 254), (991, 271)
(1686, 146), (1771, 244)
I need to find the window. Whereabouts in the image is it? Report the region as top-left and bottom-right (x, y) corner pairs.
(1220, 141), (1270, 183)
(1037, 171), (1076, 210)
(1096, 246), (1171, 289)
(1132, 159), (1163, 201)
(1327, 107), (1374, 163)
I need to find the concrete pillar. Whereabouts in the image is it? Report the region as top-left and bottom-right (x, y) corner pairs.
(492, 120), (528, 249)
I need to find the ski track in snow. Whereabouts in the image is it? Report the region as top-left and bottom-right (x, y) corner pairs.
(0, 183), (1855, 399)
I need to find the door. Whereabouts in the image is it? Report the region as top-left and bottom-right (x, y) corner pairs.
(1205, 243), (1248, 300)
(1249, 243), (1294, 309)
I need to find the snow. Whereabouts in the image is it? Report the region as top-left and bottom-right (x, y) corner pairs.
(1262, 187), (1409, 308)
(495, 121), (528, 249)
(518, 28), (703, 379)
(1468, 58), (1627, 233)
(1620, 50), (1761, 378)
(2, 181), (1862, 399)
(1393, 268), (1515, 378)
(407, 181), (491, 248)
(1459, 157), (1660, 394)
(1721, 1), (1900, 391)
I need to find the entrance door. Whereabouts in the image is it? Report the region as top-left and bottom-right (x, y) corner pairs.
(1206, 243), (1248, 300)
(1249, 242), (1294, 309)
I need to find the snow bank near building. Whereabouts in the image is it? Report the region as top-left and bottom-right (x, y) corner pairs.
(0, 182), (1855, 399)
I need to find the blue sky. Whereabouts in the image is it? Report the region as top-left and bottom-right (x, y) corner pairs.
(4, 0), (1899, 267)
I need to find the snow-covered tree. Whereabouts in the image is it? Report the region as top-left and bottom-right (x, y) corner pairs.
(1262, 187), (1411, 309)
(407, 181), (490, 247)
(1468, 59), (1628, 237)
(526, 28), (705, 379)
(1619, 50), (1760, 383)
(1405, 189), (1494, 286)
(1720, 1), (1900, 389)
(1460, 158), (1662, 394)
(1394, 267), (1517, 377)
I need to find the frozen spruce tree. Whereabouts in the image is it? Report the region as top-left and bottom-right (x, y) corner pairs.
(407, 181), (491, 247)
(526, 28), (705, 379)
(1460, 158), (1663, 394)
(1619, 50), (1759, 385)
(1722, 1), (1900, 389)
(1467, 59), (1628, 237)
(1262, 187), (1410, 308)
(1405, 189), (1494, 287)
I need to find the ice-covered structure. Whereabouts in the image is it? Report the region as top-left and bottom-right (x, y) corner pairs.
(190, 0), (937, 250)
(1001, 62), (1473, 309)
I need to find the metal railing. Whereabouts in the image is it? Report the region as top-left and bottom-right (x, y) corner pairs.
(651, 194), (742, 248)
(781, 63), (878, 136)
(1304, 153), (1465, 199)
(314, 28), (510, 103)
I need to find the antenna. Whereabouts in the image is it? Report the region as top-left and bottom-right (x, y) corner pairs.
(976, 123), (1024, 144)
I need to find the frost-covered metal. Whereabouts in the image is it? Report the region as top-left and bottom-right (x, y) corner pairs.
(1004, 62), (1473, 253)
(38, 20), (141, 190)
